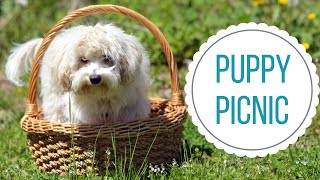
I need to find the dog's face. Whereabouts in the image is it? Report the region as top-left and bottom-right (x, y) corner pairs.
(56, 24), (146, 97)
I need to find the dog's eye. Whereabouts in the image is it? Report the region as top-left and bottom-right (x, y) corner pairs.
(80, 56), (88, 63)
(103, 55), (113, 65)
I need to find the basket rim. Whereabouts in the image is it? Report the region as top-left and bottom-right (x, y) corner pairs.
(21, 98), (187, 138)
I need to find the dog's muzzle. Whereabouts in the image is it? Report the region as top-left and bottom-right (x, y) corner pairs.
(89, 74), (101, 85)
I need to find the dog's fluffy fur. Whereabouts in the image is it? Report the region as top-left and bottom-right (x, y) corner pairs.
(6, 24), (151, 124)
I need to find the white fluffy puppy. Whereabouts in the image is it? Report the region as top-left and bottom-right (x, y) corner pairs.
(6, 24), (151, 124)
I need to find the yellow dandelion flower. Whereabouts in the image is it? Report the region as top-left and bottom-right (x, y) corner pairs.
(302, 42), (310, 50)
(308, 13), (316, 20)
(278, 0), (288, 5)
(256, 0), (265, 4)
(253, 0), (265, 7)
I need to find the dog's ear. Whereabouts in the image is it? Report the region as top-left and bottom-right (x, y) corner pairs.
(53, 50), (73, 91)
(58, 66), (72, 91)
(119, 34), (146, 84)
(119, 56), (136, 83)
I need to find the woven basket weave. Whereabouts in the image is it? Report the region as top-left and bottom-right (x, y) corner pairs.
(20, 5), (186, 174)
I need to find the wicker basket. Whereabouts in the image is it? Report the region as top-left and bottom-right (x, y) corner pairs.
(20, 5), (186, 175)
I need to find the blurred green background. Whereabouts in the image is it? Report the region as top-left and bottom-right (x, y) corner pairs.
(0, 0), (319, 179)
(1, 0), (319, 70)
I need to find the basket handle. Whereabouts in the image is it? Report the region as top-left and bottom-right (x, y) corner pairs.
(25, 4), (184, 117)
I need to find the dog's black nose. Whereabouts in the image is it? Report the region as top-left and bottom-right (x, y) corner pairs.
(89, 74), (101, 84)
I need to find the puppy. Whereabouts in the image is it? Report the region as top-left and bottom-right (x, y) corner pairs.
(6, 24), (151, 124)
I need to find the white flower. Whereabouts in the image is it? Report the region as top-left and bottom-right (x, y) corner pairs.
(172, 159), (177, 166)
(149, 165), (154, 172)
(15, 0), (28, 7)
(105, 148), (111, 157)
(88, 150), (93, 158)
(152, 165), (160, 172)
(223, 160), (228, 164)
(182, 162), (188, 168)
(160, 167), (165, 174)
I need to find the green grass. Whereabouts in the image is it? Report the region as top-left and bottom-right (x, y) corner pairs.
(1, 0), (320, 179)
(0, 115), (319, 179)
